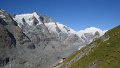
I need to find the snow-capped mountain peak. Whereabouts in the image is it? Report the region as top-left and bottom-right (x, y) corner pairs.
(14, 12), (42, 26)
(78, 27), (107, 36)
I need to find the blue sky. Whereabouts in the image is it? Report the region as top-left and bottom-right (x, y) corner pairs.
(1, 0), (120, 31)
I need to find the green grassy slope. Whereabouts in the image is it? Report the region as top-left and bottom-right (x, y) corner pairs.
(61, 25), (120, 68)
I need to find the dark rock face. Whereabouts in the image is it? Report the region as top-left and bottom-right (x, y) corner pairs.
(0, 9), (18, 26)
(0, 9), (36, 68)
(94, 31), (100, 38)
(0, 23), (15, 49)
(0, 18), (7, 26)
(0, 23), (12, 67)
(7, 31), (16, 48)
(27, 43), (35, 49)
(0, 57), (9, 67)
(32, 16), (39, 25)
(55, 22), (62, 33)
(39, 16), (53, 23)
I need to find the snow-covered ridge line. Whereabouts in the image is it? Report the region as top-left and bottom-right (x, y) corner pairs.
(78, 27), (107, 36)
(14, 12), (107, 37)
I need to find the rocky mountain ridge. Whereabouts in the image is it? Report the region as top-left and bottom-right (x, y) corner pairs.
(0, 9), (106, 68)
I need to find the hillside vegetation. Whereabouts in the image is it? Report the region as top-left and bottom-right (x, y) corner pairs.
(60, 25), (120, 68)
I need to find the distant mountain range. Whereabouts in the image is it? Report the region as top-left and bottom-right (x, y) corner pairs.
(0, 9), (106, 68)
